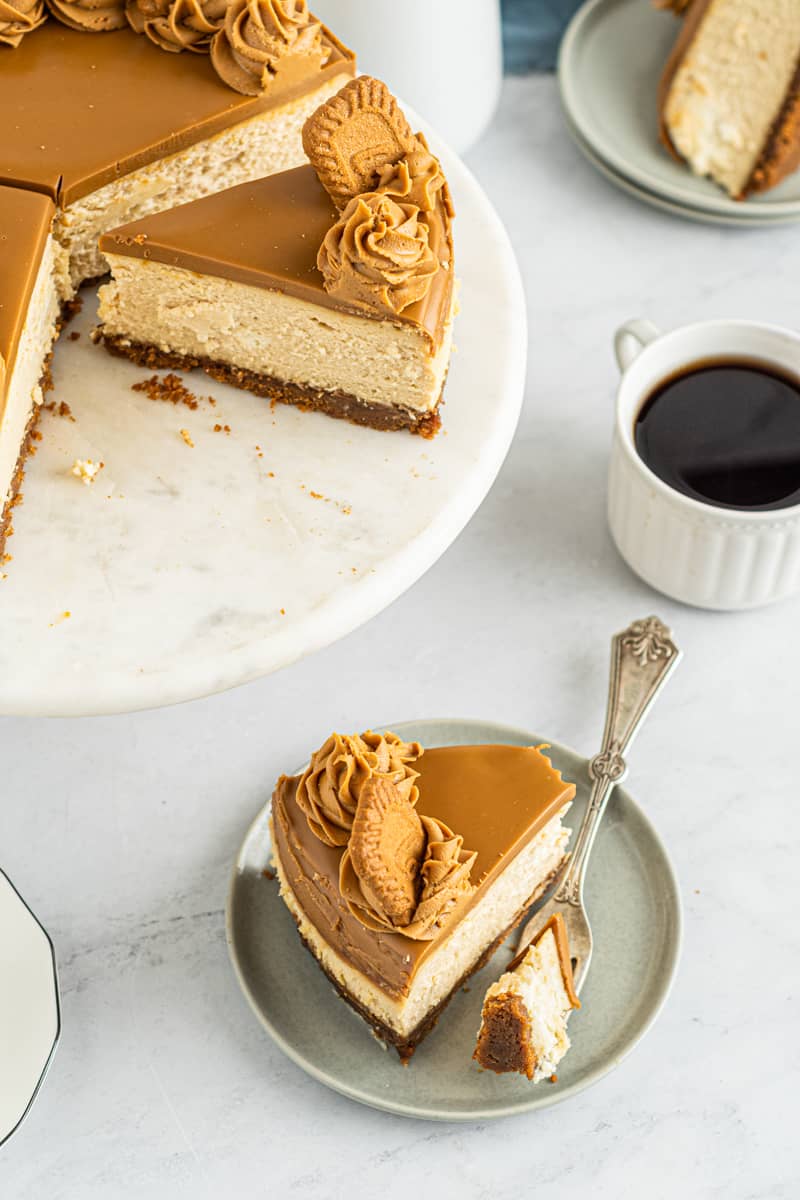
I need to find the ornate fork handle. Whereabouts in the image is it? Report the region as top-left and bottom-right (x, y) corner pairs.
(553, 616), (682, 907)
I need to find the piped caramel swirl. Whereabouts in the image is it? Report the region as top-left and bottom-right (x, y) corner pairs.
(295, 730), (422, 848)
(318, 191), (439, 316)
(210, 0), (326, 96)
(141, 0), (227, 51)
(0, 0), (46, 46)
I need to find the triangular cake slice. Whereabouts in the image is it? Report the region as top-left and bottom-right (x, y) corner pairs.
(473, 913), (580, 1081)
(0, 186), (60, 555)
(97, 78), (455, 436)
(270, 733), (574, 1061)
(658, 0), (800, 198)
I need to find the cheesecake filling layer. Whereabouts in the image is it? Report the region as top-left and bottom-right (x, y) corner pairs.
(1, 236), (60, 514)
(273, 807), (569, 1039)
(53, 77), (350, 300)
(662, 0), (800, 196)
(98, 257), (454, 415)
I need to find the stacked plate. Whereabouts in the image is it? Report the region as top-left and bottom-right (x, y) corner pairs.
(559, 0), (800, 227)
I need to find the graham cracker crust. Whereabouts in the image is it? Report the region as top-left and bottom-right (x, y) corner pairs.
(0, 355), (55, 558)
(292, 859), (564, 1065)
(745, 58), (800, 197)
(100, 332), (442, 438)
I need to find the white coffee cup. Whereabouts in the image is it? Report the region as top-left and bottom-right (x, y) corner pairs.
(310, 0), (503, 154)
(608, 318), (800, 611)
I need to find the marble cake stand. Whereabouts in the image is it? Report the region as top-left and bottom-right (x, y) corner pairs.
(0, 140), (525, 716)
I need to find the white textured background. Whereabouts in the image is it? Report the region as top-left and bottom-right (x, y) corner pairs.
(2, 77), (799, 1197)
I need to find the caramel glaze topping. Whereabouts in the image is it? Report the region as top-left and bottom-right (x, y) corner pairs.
(272, 743), (575, 999)
(0, 24), (354, 207)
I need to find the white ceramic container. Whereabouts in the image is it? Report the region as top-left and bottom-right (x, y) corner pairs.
(0, 871), (60, 1146)
(608, 318), (800, 611)
(310, 0), (503, 154)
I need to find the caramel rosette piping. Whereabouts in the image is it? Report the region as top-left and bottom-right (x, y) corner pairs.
(210, 0), (326, 96)
(340, 813), (477, 941)
(0, 0), (47, 46)
(141, 0), (226, 50)
(377, 147), (447, 215)
(295, 730), (422, 848)
(47, 0), (125, 31)
(317, 191), (439, 316)
(125, 0), (168, 33)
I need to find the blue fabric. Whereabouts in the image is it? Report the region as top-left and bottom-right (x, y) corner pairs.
(501, 0), (584, 72)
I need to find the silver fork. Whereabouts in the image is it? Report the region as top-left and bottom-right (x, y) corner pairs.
(513, 615), (682, 993)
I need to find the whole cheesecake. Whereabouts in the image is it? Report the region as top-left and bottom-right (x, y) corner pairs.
(270, 732), (574, 1061)
(0, 1), (355, 549)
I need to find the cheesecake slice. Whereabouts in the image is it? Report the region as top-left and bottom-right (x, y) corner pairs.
(0, 187), (60, 555)
(97, 78), (456, 435)
(270, 732), (574, 1061)
(659, 0), (800, 198)
(1, 21), (355, 300)
(473, 913), (580, 1081)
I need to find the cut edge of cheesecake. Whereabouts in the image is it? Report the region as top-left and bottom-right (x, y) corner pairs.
(0, 186), (61, 556)
(473, 912), (580, 1081)
(658, 0), (800, 198)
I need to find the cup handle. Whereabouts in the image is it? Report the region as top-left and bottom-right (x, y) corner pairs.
(614, 319), (661, 373)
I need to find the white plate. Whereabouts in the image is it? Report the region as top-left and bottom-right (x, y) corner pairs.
(564, 116), (800, 228)
(0, 136), (525, 716)
(559, 0), (800, 222)
(227, 719), (682, 1121)
(0, 871), (60, 1147)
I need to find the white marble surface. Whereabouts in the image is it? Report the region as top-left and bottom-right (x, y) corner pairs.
(2, 75), (799, 1196)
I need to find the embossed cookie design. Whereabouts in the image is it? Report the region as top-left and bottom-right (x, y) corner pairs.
(348, 776), (425, 926)
(302, 75), (417, 208)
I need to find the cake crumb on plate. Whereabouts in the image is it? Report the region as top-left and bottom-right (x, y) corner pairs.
(71, 459), (104, 486)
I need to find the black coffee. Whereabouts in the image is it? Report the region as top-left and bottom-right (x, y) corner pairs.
(634, 358), (800, 511)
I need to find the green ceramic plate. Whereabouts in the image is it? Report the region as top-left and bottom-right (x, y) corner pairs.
(563, 115), (800, 228)
(226, 719), (682, 1121)
(559, 0), (800, 222)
